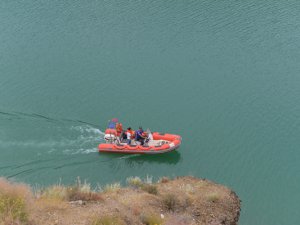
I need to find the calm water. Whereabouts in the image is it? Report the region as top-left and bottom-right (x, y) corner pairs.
(1, 1), (300, 224)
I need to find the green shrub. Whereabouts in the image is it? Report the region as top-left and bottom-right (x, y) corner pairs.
(127, 176), (158, 195)
(140, 213), (163, 225)
(162, 194), (178, 212)
(126, 177), (143, 188)
(0, 194), (28, 223)
(141, 184), (158, 195)
(206, 192), (220, 203)
(0, 178), (31, 224)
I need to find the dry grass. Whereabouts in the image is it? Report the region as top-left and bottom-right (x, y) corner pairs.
(127, 176), (158, 195)
(103, 183), (121, 193)
(67, 177), (103, 201)
(40, 185), (67, 201)
(162, 194), (179, 212)
(179, 183), (195, 194)
(206, 192), (220, 203)
(164, 214), (196, 225)
(158, 177), (170, 183)
(0, 176), (241, 225)
(66, 186), (103, 201)
(140, 213), (164, 225)
(39, 178), (103, 202)
(34, 197), (68, 211)
(0, 178), (33, 224)
(90, 215), (126, 225)
(141, 184), (158, 195)
(126, 177), (143, 188)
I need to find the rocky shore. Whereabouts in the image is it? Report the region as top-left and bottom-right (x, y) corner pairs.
(0, 176), (240, 225)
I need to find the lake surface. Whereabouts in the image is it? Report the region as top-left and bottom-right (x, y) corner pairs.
(1, 1), (300, 224)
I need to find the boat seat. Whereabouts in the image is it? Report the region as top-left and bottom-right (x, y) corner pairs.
(148, 140), (161, 146)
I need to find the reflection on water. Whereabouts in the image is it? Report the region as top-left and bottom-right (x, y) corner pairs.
(100, 151), (181, 170)
(125, 151), (181, 166)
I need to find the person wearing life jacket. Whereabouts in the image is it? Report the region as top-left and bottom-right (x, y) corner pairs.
(116, 123), (123, 136)
(126, 127), (134, 145)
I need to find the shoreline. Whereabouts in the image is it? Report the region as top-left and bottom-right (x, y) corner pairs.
(0, 176), (241, 225)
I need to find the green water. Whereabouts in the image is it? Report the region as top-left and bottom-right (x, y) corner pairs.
(1, 0), (300, 224)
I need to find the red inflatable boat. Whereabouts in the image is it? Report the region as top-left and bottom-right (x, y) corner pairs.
(98, 122), (181, 154)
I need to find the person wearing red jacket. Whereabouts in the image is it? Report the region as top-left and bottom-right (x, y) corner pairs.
(116, 123), (123, 136)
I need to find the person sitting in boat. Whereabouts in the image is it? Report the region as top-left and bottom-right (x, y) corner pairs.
(116, 123), (123, 136)
(143, 129), (153, 146)
(146, 129), (153, 141)
(120, 130), (127, 142)
(135, 127), (146, 145)
(126, 127), (134, 145)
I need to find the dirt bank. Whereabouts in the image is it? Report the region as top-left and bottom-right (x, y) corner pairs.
(0, 176), (241, 225)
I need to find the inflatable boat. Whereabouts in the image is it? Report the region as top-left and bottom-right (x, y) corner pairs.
(98, 120), (181, 154)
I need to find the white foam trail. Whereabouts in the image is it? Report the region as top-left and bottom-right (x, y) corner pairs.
(63, 148), (98, 155)
(71, 125), (105, 135)
(57, 125), (104, 155)
(0, 124), (104, 155)
(1, 112), (105, 156)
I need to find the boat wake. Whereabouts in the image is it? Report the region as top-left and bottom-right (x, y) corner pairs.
(0, 110), (104, 155)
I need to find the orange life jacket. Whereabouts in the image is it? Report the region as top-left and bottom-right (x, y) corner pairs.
(116, 123), (123, 135)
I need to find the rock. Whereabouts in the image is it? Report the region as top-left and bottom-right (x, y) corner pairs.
(69, 200), (85, 205)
